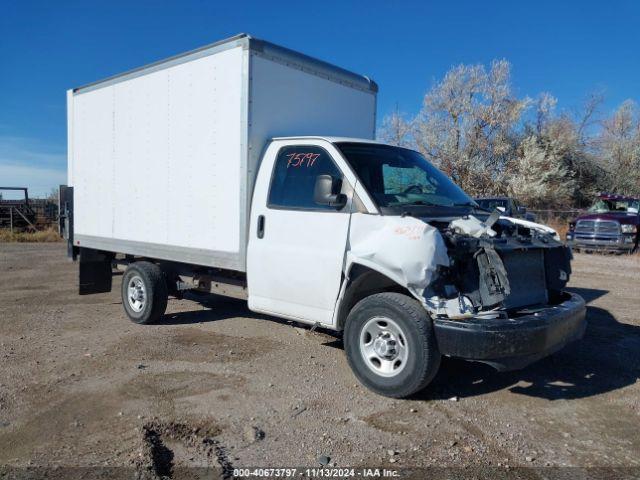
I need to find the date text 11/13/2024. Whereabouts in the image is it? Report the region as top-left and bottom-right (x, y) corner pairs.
(233, 467), (401, 477)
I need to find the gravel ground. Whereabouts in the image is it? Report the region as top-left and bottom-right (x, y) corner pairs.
(0, 243), (639, 479)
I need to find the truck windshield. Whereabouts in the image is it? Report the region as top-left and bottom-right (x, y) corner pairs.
(588, 199), (640, 213)
(336, 142), (474, 214)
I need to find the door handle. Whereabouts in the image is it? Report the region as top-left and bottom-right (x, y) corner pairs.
(257, 215), (265, 239)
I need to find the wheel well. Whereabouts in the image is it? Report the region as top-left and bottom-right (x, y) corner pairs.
(336, 264), (413, 330)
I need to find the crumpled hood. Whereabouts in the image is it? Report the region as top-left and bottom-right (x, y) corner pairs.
(347, 214), (450, 297)
(345, 213), (560, 305)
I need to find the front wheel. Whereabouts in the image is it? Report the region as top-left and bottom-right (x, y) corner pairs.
(121, 261), (168, 324)
(344, 292), (441, 398)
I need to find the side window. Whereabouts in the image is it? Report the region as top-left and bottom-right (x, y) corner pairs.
(268, 146), (343, 210)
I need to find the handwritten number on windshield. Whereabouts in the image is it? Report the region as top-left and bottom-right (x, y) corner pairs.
(286, 153), (321, 168)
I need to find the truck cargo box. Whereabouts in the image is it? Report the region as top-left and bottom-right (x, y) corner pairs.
(68, 33), (377, 271)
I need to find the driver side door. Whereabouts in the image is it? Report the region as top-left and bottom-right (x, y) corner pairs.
(247, 141), (354, 326)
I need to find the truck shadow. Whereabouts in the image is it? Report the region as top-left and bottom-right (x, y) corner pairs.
(157, 288), (639, 402)
(155, 294), (270, 325)
(417, 287), (640, 401)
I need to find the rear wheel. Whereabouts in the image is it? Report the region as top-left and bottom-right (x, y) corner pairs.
(121, 261), (168, 324)
(344, 292), (440, 398)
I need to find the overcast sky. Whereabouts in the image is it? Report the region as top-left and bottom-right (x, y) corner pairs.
(1, 0), (639, 197)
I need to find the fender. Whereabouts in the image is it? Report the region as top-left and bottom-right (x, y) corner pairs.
(331, 213), (450, 328)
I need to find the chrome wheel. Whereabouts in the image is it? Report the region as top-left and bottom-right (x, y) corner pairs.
(359, 316), (409, 377)
(127, 275), (146, 313)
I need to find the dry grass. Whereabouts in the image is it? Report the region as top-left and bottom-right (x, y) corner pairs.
(0, 228), (62, 243)
(544, 217), (570, 241)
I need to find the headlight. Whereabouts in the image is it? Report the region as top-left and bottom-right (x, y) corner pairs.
(621, 225), (637, 233)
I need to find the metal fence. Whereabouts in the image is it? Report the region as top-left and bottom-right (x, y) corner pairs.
(0, 198), (58, 232)
(30, 199), (59, 228)
(529, 209), (581, 225)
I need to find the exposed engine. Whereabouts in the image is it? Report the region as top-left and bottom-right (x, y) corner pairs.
(426, 214), (572, 318)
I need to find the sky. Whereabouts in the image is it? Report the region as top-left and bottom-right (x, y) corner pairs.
(1, 0), (639, 197)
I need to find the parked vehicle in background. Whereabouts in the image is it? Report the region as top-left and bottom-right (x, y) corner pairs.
(61, 34), (586, 398)
(474, 196), (537, 222)
(566, 194), (640, 253)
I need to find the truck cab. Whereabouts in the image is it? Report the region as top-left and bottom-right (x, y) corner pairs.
(567, 194), (640, 253)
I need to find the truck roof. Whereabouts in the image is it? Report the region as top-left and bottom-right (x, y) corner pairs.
(73, 33), (378, 96)
(271, 136), (385, 145)
(598, 193), (639, 201)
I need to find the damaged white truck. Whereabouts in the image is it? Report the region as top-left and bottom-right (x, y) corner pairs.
(61, 34), (586, 398)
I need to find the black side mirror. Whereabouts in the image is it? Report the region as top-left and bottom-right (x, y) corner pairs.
(314, 175), (347, 209)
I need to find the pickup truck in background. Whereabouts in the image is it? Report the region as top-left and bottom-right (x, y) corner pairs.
(567, 194), (640, 253)
(474, 196), (537, 222)
(60, 34), (586, 398)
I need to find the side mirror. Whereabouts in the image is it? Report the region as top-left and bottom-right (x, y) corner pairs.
(517, 206), (527, 214)
(314, 175), (347, 209)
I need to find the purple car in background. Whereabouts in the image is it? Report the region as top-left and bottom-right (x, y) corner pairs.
(567, 194), (640, 253)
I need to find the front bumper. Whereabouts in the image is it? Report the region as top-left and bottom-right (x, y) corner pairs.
(566, 234), (635, 252)
(433, 292), (586, 371)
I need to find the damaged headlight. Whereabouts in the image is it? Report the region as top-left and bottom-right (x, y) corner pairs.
(426, 294), (475, 319)
(621, 224), (637, 234)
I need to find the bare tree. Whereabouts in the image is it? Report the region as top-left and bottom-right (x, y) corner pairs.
(411, 60), (529, 194)
(509, 134), (576, 208)
(535, 92), (557, 136)
(576, 91), (605, 141)
(378, 105), (413, 147)
(597, 100), (640, 194)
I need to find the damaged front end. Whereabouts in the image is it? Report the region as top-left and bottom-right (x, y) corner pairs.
(345, 211), (586, 372)
(425, 214), (587, 371)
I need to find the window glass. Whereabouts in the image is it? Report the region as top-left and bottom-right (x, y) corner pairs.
(336, 143), (472, 211)
(381, 164), (435, 194)
(268, 146), (342, 210)
(588, 198), (640, 213)
(476, 199), (508, 211)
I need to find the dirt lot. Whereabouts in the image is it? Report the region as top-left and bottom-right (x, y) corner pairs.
(1, 243), (639, 478)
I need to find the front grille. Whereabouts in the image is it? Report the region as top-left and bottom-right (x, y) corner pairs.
(575, 219), (620, 235)
(500, 249), (548, 309)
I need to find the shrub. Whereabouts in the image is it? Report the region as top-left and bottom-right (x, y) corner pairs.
(0, 228), (62, 243)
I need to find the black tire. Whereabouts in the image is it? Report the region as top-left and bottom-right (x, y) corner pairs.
(121, 261), (168, 324)
(344, 292), (441, 398)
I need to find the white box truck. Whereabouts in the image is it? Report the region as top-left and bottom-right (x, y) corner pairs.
(62, 34), (586, 398)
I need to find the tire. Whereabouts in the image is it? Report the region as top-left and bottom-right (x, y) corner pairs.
(121, 261), (168, 324)
(344, 292), (441, 398)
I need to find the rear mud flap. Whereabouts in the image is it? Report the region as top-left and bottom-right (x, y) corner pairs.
(79, 247), (113, 295)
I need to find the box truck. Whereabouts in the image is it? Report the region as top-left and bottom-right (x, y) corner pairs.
(61, 34), (586, 398)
